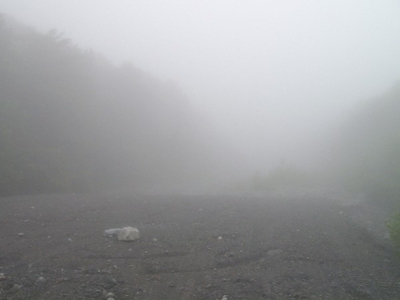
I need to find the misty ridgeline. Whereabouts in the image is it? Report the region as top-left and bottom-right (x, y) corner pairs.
(1, 13), (400, 199)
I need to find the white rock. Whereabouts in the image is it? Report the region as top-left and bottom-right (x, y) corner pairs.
(105, 292), (115, 298)
(117, 227), (140, 241)
(222, 295), (228, 300)
(217, 236), (223, 240)
(17, 232), (24, 237)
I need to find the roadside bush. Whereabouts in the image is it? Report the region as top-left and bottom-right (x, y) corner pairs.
(386, 211), (400, 253)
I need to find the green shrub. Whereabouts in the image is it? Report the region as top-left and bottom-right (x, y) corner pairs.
(386, 212), (400, 253)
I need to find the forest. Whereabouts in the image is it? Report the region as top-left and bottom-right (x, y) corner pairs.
(0, 14), (237, 196)
(331, 83), (400, 200)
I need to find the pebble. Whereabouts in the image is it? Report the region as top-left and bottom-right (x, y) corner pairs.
(222, 295), (228, 300)
(36, 276), (47, 284)
(267, 249), (283, 256)
(18, 232), (24, 237)
(0, 273), (6, 281)
(11, 284), (22, 292)
(217, 236), (223, 240)
(105, 292), (115, 298)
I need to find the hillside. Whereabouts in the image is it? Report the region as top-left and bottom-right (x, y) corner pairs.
(0, 14), (235, 195)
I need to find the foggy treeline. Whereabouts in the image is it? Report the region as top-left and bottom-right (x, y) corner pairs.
(329, 83), (400, 199)
(1, 13), (400, 200)
(250, 83), (400, 199)
(0, 15), (238, 196)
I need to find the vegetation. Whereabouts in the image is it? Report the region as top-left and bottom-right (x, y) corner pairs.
(330, 83), (400, 201)
(387, 212), (400, 254)
(327, 83), (400, 248)
(0, 14), (232, 196)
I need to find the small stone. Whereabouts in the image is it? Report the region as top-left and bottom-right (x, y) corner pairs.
(222, 295), (228, 300)
(153, 238), (158, 242)
(0, 273), (6, 281)
(55, 277), (68, 284)
(11, 284), (22, 292)
(35, 277), (47, 284)
(17, 232), (24, 237)
(217, 236), (223, 240)
(67, 238), (73, 243)
(267, 249), (283, 256)
(105, 292), (115, 298)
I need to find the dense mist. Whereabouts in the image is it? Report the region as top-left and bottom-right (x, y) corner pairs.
(0, 15), (242, 195)
(1, 1), (400, 197)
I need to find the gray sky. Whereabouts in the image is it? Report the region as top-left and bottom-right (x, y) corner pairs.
(1, 0), (400, 170)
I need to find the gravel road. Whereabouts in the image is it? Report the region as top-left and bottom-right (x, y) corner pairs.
(1, 191), (399, 299)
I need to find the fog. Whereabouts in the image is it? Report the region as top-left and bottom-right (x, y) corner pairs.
(1, 1), (400, 194)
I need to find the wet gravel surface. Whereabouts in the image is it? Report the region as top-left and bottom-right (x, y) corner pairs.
(1, 192), (400, 299)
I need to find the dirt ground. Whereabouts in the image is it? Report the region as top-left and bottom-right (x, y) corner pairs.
(1, 191), (400, 299)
